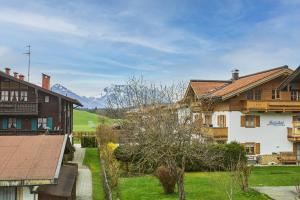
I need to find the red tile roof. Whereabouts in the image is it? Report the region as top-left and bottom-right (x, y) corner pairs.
(190, 81), (228, 96)
(210, 66), (291, 98)
(0, 135), (66, 183)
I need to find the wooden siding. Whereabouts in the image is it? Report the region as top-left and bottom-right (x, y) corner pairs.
(0, 76), (74, 135)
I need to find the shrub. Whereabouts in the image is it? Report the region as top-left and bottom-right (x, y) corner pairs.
(81, 136), (98, 147)
(185, 142), (246, 172)
(154, 166), (176, 194)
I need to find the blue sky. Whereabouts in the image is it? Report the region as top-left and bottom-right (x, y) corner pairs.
(0, 0), (300, 96)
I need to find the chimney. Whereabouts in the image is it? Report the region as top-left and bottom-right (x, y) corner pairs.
(19, 74), (25, 81)
(13, 72), (18, 78)
(42, 73), (50, 90)
(5, 67), (11, 75)
(232, 69), (239, 81)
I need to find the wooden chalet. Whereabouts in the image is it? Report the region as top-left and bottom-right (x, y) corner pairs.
(180, 65), (300, 164)
(0, 67), (82, 135)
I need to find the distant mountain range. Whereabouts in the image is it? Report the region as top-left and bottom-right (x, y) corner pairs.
(51, 83), (114, 109)
(51, 83), (176, 109)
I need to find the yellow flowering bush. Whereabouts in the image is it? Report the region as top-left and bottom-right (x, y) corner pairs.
(107, 142), (118, 151)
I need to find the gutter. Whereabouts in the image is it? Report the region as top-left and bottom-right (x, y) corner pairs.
(54, 134), (68, 180)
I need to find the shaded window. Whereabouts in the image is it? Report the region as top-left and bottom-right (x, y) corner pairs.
(45, 96), (50, 103)
(291, 90), (300, 101)
(8, 118), (16, 129)
(272, 89), (280, 100)
(38, 118), (47, 129)
(204, 114), (212, 126)
(217, 115), (226, 127)
(245, 115), (255, 128)
(254, 89), (261, 100)
(20, 91), (28, 101)
(1, 91), (9, 101)
(245, 90), (253, 100)
(244, 143), (255, 155)
(10, 91), (18, 101)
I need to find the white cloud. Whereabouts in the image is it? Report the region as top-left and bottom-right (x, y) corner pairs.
(0, 8), (88, 36)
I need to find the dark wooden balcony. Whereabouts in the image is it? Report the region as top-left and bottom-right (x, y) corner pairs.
(241, 100), (300, 112)
(0, 102), (38, 115)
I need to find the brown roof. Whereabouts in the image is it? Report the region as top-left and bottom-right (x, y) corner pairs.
(209, 66), (292, 99)
(37, 164), (77, 197)
(0, 70), (82, 106)
(0, 135), (67, 185)
(190, 80), (229, 96)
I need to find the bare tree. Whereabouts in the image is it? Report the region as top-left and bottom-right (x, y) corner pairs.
(107, 76), (222, 200)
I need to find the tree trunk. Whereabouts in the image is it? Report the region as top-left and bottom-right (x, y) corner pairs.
(177, 171), (185, 200)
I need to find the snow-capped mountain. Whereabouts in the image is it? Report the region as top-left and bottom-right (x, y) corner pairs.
(51, 84), (107, 109)
(51, 83), (174, 109)
(51, 84), (127, 109)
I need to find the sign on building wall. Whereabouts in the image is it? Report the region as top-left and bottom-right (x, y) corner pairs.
(267, 120), (285, 126)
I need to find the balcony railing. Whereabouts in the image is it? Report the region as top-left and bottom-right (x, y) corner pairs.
(241, 100), (300, 112)
(278, 152), (297, 164)
(0, 129), (63, 135)
(287, 127), (300, 142)
(0, 102), (38, 115)
(203, 127), (228, 141)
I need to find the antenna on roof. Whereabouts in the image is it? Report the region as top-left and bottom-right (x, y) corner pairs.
(23, 45), (31, 82)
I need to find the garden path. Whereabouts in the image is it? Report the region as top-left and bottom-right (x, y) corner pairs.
(253, 186), (297, 200)
(73, 144), (93, 200)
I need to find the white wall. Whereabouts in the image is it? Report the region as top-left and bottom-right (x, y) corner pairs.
(227, 111), (293, 155)
(23, 187), (35, 200)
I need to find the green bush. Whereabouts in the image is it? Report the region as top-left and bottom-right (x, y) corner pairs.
(81, 136), (98, 148)
(185, 142), (246, 172)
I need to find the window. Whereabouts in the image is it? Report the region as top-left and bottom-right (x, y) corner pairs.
(20, 91), (28, 101)
(244, 143), (255, 155)
(245, 90), (253, 100)
(272, 89), (280, 100)
(1, 91), (9, 101)
(217, 115), (226, 127)
(254, 89), (261, 100)
(204, 114), (212, 126)
(45, 96), (50, 103)
(38, 118), (47, 129)
(245, 115), (255, 127)
(291, 90), (300, 101)
(241, 115), (260, 128)
(10, 91), (18, 101)
(8, 118), (16, 129)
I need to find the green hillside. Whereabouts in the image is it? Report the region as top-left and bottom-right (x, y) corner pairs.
(73, 109), (116, 132)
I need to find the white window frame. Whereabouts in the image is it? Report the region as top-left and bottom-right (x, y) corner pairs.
(8, 118), (16, 129)
(38, 118), (47, 129)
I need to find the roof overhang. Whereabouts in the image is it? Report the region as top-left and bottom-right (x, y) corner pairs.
(220, 68), (292, 101)
(0, 71), (82, 106)
(0, 135), (69, 187)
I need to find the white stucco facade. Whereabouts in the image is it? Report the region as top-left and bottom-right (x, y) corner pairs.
(212, 111), (294, 155)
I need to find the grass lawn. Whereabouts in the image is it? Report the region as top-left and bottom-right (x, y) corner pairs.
(119, 166), (300, 200)
(73, 109), (117, 132)
(83, 148), (105, 200)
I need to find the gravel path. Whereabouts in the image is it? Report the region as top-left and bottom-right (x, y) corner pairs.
(253, 186), (298, 200)
(73, 144), (93, 200)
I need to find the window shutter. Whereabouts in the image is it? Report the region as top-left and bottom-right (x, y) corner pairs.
(31, 119), (37, 131)
(255, 143), (260, 154)
(2, 118), (8, 129)
(16, 119), (22, 129)
(47, 117), (53, 131)
(255, 116), (260, 127)
(241, 116), (246, 127)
